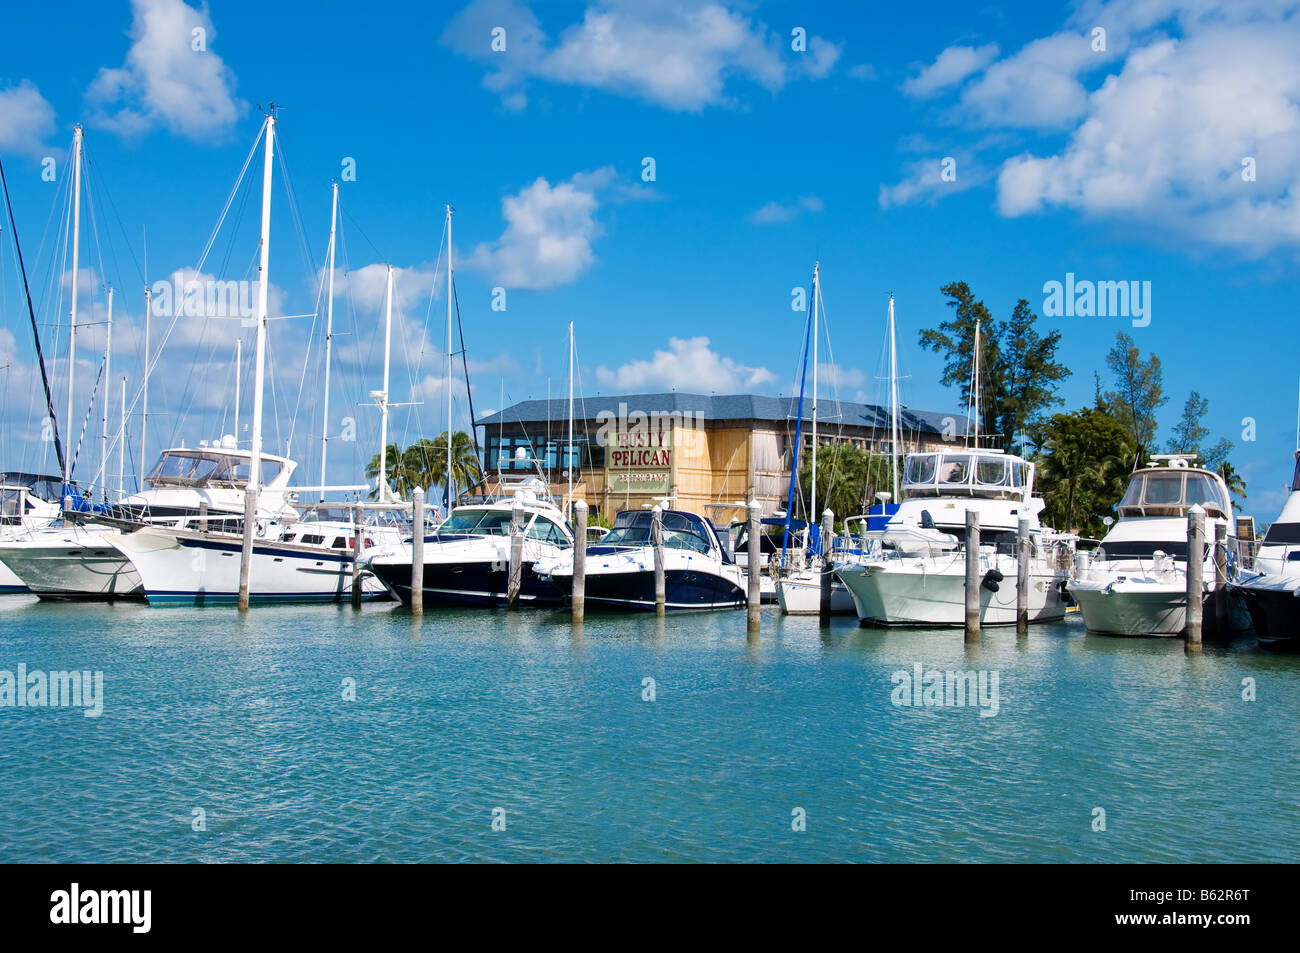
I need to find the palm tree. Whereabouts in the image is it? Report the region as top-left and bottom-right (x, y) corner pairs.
(1216, 460), (1247, 510)
(364, 444), (416, 500)
(398, 431), (483, 503)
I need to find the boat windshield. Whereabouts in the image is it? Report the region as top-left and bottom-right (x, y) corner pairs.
(1117, 469), (1230, 517)
(435, 507), (515, 536)
(599, 509), (714, 554)
(147, 451), (281, 488)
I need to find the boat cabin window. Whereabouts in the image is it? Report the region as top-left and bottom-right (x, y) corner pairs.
(148, 451), (281, 488)
(904, 454), (937, 486)
(435, 508), (514, 536)
(902, 451), (1026, 500)
(938, 455), (970, 485)
(525, 516), (571, 548)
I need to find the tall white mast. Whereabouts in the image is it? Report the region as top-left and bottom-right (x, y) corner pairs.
(378, 264), (393, 499)
(248, 112), (275, 493)
(810, 261), (819, 544)
(118, 376), (125, 497)
(319, 182), (338, 502)
(889, 293), (900, 503)
(64, 124), (83, 490)
(140, 285), (150, 481)
(567, 320), (574, 518)
(968, 319), (981, 450)
(100, 284), (113, 501)
(233, 339), (241, 440)
(445, 205), (454, 509)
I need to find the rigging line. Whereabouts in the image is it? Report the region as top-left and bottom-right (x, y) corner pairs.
(284, 205), (330, 457)
(69, 358), (106, 482)
(0, 156), (66, 474)
(196, 122), (265, 274)
(87, 153), (144, 286)
(123, 120), (266, 454)
(416, 218), (448, 395)
(451, 275), (482, 476)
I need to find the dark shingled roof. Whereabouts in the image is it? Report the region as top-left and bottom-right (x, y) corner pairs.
(476, 392), (964, 437)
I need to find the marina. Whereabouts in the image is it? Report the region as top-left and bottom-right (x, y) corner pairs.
(0, 0), (1297, 890)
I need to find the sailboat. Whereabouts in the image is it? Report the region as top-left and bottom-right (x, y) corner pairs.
(108, 113), (398, 604)
(774, 262), (853, 614)
(835, 318), (1075, 626)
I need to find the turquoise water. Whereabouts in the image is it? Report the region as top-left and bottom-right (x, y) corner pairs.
(0, 595), (1295, 863)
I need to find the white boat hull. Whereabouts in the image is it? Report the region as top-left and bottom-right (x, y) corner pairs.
(0, 527), (142, 599)
(836, 555), (1069, 626)
(775, 571), (855, 614)
(110, 527), (387, 605)
(1069, 578), (1188, 636)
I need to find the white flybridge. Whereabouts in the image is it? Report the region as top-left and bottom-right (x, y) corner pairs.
(775, 262), (853, 614)
(1071, 455), (1249, 637)
(106, 112), (398, 604)
(835, 317), (1076, 626)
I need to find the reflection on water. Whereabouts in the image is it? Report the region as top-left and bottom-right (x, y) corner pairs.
(0, 598), (1295, 862)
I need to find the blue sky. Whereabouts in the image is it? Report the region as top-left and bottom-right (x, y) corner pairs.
(0, 0), (1297, 514)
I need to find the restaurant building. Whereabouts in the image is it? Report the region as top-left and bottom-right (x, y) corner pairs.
(476, 392), (960, 525)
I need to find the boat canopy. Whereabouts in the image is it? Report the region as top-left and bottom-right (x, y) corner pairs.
(1117, 467), (1231, 519)
(145, 449), (288, 489)
(901, 451), (1032, 501)
(0, 472), (70, 502)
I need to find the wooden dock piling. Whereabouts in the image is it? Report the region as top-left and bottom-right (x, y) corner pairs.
(410, 487), (424, 615)
(964, 509), (981, 643)
(507, 501), (524, 609)
(652, 504), (665, 617)
(572, 499), (587, 623)
(351, 504), (363, 609)
(1185, 505), (1205, 652)
(1016, 517), (1030, 635)
(237, 485), (258, 611)
(747, 501), (760, 633)
(819, 508), (833, 627)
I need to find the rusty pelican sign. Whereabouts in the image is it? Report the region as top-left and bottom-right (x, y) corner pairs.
(598, 405), (683, 495)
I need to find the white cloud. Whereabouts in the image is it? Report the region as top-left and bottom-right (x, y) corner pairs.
(878, 155), (987, 208)
(957, 32), (1096, 129)
(890, 0), (1300, 255)
(443, 0), (839, 112)
(847, 63), (877, 81)
(902, 42), (999, 99)
(87, 0), (246, 141)
(994, 18), (1300, 253)
(595, 336), (776, 392)
(748, 194), (824, 224)
(467, 168), (609, 289)
(0, 80), (56, 157)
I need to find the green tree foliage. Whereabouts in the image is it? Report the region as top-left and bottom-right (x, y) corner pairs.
(918, 281), (1070, 453)
(1165, 391), (1210, 455)
(1103, 332), (1166, 466)
(365, 431), (483, 501)
(1032, 407), (1136, 537)
(1162, 394), (1246, 508)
